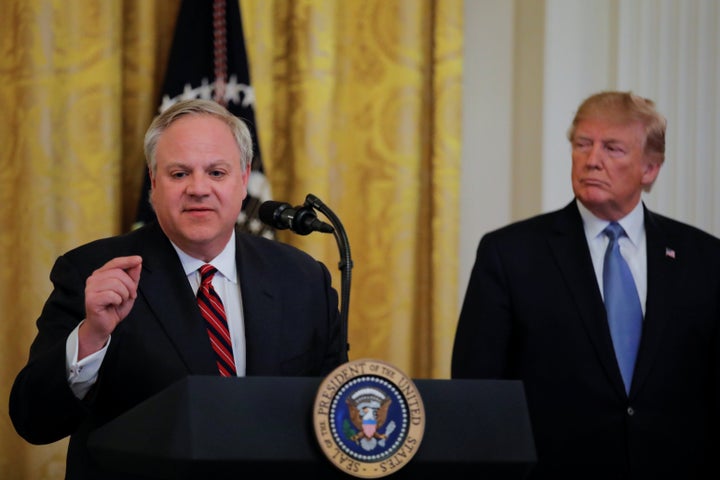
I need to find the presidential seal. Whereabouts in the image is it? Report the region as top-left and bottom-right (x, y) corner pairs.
(313, 358), (425, 478)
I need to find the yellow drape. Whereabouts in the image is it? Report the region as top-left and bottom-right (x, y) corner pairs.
(0, 1), (462, 478)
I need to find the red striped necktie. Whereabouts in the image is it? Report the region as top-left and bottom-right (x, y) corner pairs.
(197, 264), (236, 376)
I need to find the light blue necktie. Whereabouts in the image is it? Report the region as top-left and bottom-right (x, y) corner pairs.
(603, 222), (642, 394)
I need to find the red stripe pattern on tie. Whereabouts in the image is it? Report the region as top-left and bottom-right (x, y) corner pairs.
(197, 264), (236, 376)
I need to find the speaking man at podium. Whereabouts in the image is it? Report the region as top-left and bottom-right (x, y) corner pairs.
(9, 99), (348, 479)
(452, 91), (720, 479)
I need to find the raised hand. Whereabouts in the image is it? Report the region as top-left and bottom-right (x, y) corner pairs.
(79, 256), (142, 359)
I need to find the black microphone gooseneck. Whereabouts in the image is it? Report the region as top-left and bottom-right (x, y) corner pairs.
(302, 194), (352, 356)
(258, 195), (351, 356)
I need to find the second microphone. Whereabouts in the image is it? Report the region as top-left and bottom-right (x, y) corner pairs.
(258, 201), (335, 235)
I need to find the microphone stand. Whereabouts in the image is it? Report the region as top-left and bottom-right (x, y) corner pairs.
(303, 193), (352, 356)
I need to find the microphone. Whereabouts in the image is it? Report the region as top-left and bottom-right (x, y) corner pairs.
(258, 201), (334, 235)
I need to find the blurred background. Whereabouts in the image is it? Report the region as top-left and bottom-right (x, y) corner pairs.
(1, 0), (717, 478)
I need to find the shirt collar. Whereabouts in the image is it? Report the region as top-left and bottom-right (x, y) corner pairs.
(172, 230), (238, 284)
(577, 199), (644, 247)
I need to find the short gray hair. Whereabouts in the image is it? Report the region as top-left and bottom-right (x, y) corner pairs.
(144, 99), (254, 174)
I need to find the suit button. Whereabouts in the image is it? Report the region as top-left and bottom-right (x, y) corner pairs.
(626, 406), (635, 416)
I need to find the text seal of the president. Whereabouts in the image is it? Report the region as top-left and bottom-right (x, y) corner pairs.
(313, 358), (425, 478)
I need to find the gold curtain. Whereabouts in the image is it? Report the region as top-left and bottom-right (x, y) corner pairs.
(0, 1), (462, 478)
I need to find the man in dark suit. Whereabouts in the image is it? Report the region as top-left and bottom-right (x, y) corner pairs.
(452, 91), (720, 479)
(9, 99), (348, 479)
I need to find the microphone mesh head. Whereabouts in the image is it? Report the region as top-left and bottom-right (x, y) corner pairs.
(258, 201), (290, 229)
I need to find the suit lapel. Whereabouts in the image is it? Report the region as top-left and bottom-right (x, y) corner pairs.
(136, 224), (219, 375)
(549, 202), (627, 396)
(234, 232), (283, 374)
(630, 208), (675, 394)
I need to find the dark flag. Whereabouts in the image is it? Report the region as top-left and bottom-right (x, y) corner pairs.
(134, 0), (273, 238)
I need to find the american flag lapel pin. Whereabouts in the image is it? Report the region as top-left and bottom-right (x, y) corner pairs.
(665, 247), (676, 259)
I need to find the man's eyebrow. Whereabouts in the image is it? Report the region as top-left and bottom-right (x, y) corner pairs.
(603, 138), (632, 146)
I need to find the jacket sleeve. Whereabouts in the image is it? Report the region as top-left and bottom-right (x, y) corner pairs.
(9, 254), (92, 444)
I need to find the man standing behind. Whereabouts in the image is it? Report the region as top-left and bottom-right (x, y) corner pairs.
(452, 91), (719, 479)
(10, 99), (348, 479)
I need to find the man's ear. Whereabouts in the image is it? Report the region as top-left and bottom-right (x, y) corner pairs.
(148, 167), (156, 189)
(641, 158), (662, 189)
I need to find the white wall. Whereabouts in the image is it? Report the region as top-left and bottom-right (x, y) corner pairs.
(459, 0), (515, 308)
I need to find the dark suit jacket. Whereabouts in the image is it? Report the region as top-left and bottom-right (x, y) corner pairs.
(9, 222), (347, 479)
(452, 201), (720, 480)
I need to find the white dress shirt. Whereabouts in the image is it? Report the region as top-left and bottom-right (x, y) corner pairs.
(577, 199), (647, 316)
